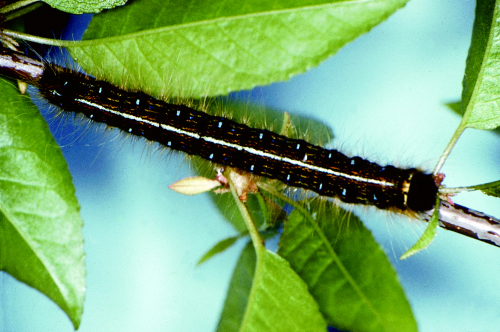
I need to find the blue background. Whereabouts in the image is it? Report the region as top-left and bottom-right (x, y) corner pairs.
(3, 0), (500, 331)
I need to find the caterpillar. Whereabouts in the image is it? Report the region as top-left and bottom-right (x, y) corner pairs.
(0, 47), (439, 213)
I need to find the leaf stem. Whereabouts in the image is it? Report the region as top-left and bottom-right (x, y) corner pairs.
(1, 1), (43, 22)
(0, 0), (39, 14)
(440, 179), (500, 194)
(1, 29), (81, 46)
(433, 121), (467, 174)
(228, 174), (264, 251)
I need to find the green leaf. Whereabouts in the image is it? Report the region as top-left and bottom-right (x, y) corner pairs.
(42, 0), (128, 14)
(461, 0), (500, 130)
(216, 241), (256, 332)
(0, 79), (85, 329)
(240, 246), (327, 332)
(400, 199), (440, 259)
(222, 181), (326, 331)
(198, 236), (240, 265)
(278, 203), (416, 332)
(67, 0), (409, 98)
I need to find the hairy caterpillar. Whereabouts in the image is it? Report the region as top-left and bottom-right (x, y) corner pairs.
(1, 47), (439, 214)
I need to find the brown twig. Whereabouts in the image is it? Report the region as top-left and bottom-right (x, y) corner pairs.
(423, 201), (500, 247)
